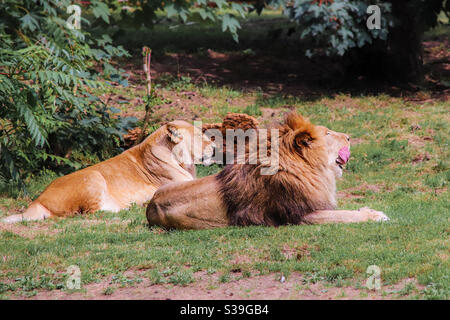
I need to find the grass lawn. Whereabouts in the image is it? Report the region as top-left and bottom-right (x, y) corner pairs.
(0, 15), (448, 300)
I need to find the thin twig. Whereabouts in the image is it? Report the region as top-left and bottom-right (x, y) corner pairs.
(134, 46), (153, 146)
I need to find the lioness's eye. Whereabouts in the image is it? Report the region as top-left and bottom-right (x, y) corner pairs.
(326, 131), (331, 135)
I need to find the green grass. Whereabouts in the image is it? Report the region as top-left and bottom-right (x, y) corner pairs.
(0, 95), (448, 299)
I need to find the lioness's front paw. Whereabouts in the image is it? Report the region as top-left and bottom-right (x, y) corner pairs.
(358, 207), (390, 222)
(1, 214), (23, 224)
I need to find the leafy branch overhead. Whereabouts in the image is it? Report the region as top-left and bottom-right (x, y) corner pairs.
(118, 0), (448, 56)
(117, 0), (251, 42)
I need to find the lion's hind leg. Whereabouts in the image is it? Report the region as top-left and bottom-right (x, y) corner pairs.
(303, 207), (389, 224)
(146, 176), (229, 230)
(147, 201), (228, 230)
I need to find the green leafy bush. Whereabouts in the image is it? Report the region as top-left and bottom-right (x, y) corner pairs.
(283, 0), (395, 57)
(279, 0), (448, 80)
(0, 0), (136, 188)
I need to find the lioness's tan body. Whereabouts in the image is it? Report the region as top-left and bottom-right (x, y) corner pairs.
(2, 120), (213, 223)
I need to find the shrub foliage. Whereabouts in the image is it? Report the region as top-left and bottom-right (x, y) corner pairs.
(0, 0), (135, 187)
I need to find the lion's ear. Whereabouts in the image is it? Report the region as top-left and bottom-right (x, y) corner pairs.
(167, 125), (183, 143)
(285, 112), (308, 131)
(295, 131), (313, 148)
(286, 112), (319, 147)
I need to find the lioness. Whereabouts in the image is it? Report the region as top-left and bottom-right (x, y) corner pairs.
(2, 120), (214, 223)
(146, 112), (389, 229)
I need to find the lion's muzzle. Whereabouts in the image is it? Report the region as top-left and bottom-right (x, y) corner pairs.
(337, 146), (350, 165)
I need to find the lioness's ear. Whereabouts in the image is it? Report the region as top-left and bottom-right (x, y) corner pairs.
(295, 131), (313, 148)
(167, 125), (183, 143)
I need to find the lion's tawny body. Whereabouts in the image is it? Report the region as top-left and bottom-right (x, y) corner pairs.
(147, 112), (389, 229)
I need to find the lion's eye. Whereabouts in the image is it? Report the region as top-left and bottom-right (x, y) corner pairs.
(326, 131), (331, 135)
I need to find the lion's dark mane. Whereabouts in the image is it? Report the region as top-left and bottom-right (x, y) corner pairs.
(215, 113), (337, 227)
(216, 164), (335, 227)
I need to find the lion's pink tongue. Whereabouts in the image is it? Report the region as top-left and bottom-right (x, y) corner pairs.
(338, 146), (350, 164)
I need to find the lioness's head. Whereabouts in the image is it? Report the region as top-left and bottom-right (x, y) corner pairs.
(282, 113), (350, 178)
(166, 120), (215, 166)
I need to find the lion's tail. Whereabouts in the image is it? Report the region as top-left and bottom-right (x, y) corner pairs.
(1, 202), (52, 224)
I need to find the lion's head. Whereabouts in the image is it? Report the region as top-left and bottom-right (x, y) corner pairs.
(281, 112), (350, 178)
(216, 112), (351, 226)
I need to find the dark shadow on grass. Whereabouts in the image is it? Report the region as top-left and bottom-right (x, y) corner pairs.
(103, 17), (449, 102)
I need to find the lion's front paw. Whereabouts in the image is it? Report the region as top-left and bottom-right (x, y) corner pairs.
(358, 207), (390, 222)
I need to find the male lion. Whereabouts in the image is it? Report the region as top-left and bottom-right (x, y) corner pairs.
(2, 120), (214, 223)
(146, 112), (389, 229)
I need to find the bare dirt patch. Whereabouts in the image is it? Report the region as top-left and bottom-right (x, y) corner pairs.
(69, 218), (132, 228)
(350, 138), (366, 145)
(412, 153), (432, 164)
(0, 221), (58, 239)
(407, 135), (434, 149)
(20, 272), (425, 300)
(0, 214), (128, 239)
(137, 37), (447, 99)
(229, 253), (254, 266)
(260, 107), (289, 126)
